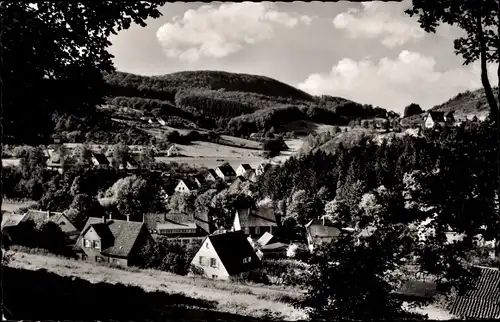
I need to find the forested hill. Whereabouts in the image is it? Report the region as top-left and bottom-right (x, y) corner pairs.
(430, 87), (497, 117)
(102, 70), (389, 137)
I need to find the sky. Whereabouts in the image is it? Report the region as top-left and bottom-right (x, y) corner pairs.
(108, 1), (498, 114)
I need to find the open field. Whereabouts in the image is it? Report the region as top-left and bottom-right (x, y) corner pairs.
(5, 251), (306, 320)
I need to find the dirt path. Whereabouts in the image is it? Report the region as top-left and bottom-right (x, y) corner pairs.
(6, 251), (306, 320)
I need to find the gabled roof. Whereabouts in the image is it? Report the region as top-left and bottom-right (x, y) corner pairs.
(427, 111), (445, 122)
(205, 169), (218, 179)
(21, 210), (65, 227)
(194, 174), (206, 185)
(450, 266), (500, 319)
(236, 207), (277, 228)
(177, 178), (199, 191)
(217, 164), (236, 177)
(239, 164), (252, 170)
(92, 152), (110, 165)
(1, 214), (26, 228)
(305, 218), (341, 239)
(75, 217), (145, 258)
(88, 223), (115, 243)
(207, 231), (261, 275)
(261, 242), (288, 251)
(194, 211), (211, 234)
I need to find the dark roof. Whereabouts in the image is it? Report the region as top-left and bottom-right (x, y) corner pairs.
(178, 178), (199, 191)
(261, 242), (288, 251)
(428, 111), (445, 122)
(445, 111), (455, 117)
(450, 266), (500, 319)
(194, 174), (206, 185)
(75, 217), (145, 258)
(240, 164), (252, 170)
(206, 169), (218, 179)
(165, 212), (194, 224)
(21, 210), (65, 227)
(305, 218), (342, 238)
(89, 223), (115, 243)
(217, 164), (236, 177)
(208, 231), (261, 275)
(194, 211), (211, 234)
(236, 207), (277, 228)
(92, 152), (110, 165)
(143, 213), (166, 231)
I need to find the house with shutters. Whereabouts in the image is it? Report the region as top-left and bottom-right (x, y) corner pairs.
(235, 164), (253, 177)
(190, 230), (261, 280)
(215, 164), (237, 182)
(232, 207), (278, 238)
(74, 216), (152, 267)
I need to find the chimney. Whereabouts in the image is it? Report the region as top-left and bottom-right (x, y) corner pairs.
(126, 214), (130, 222)
(102, 215), (106, 224)
(109, 213), (112, 220)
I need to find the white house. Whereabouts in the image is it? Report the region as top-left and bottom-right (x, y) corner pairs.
(174, 178), (200, 194)
(189, 231), (261, 280)
(166, 144), (180, 157)
(235, 164), (253, 177)
(424, 111), (446, 129)
(215, 164), (237, 182)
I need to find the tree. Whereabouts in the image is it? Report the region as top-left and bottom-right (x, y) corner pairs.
(138, 147), (156, 170)
(105, 175), (149, 219)
(66, 193), (105, 229)
(406, 1), (499, 122)
(111, 143), (130, 169)
(403, 103), (424, 118)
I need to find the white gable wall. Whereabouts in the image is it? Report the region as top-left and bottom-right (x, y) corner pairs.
(232, 211), (242, 231)
(190, 237), (230, 280)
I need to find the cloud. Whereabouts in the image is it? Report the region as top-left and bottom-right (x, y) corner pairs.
(157, 2), (312, 62)
(297, 50), (498, 112)
(333, 1), (429, 48)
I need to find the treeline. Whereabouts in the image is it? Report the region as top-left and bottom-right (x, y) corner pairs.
(253, 118), (496, 228)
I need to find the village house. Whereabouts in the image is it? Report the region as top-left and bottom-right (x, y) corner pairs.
(166, 144), (180, 157)
(193, 174), (207, 187)
(190, 230), (262, 280)
(74, 215), (151, 267)
(305, 217), (342, 252)
(215, 163), (237, 182)
(235, 164), (253, 177)
(21, 210), (79, 242)
(255, 162), (271, 176)
(204, 169), (218, 182)
(91, 152), (110, 168)
(256, 232), (288, 259)
(1, 213), (28, 246)
(46, 149), (63, 173)
(424, 111), (456, 129)
(232, 207), (278, 238)
(174, 178), (200, 194)
(143, 212), (211, 244)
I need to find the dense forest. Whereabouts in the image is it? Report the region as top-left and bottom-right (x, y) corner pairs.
(102, 71), (390, 138)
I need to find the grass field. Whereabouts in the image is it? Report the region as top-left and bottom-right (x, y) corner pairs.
(6, 251), (307, 320)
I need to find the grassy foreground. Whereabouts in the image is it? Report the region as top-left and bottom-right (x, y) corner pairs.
(4, 250), (307, 321)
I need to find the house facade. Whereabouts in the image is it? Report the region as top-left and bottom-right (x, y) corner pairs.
(232, 207), (278, 238)
(174, 179), (199, 194)
(215, 164), (237, 182)
(424, 111), (446, 129)
(74, 216), (151, 267)
(235, 164), (253, 177)
(190, 231), (261, 280)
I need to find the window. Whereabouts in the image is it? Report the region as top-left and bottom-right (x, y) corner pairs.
(206, 242), (210, 249)
(212, 275), (218, 279)
(96, 256), (102, 262)
(244, 227), (250, 235)
(84, 239), (91, 248)
(199, 256), (206, 266)
(243, 257), (251, 264)
(93, 240), (101, 249)
(210, 258), (217, 268)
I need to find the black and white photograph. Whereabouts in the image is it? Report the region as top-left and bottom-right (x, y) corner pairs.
(1, 0), (500, 320)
